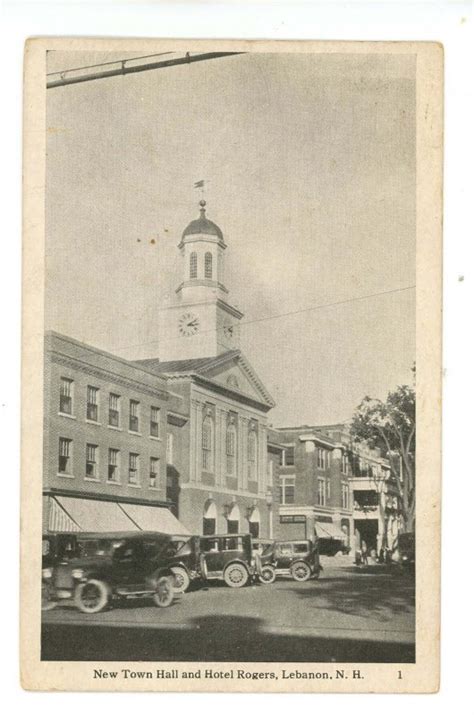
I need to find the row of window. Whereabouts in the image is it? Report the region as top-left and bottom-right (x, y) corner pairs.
(58, 437), (162, 488)
(59, 377), (161, 436)
(202, 414), (258, 480)
(190, 251), (213, 280)
(279, 445), (332, 470)
(279, 475), (351, 509)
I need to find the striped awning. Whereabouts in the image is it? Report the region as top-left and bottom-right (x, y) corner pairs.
(119, 503), (190, 534)
(315, 522), (346, 540)
(47, 496), (189, 535)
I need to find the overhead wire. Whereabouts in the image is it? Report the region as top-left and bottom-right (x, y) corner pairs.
(112, 283), (416, 355)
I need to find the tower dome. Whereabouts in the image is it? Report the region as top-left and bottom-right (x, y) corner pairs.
(181, 200), (225, 244)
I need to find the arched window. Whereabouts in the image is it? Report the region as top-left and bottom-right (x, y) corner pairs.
(204, 252), (213, 279)
(248, 506), (260, 538)
(227, 503), (240, 534)
(203, 500), (217, 535)
(248, 429), (257, 482)
(226, 424), (237, 476)
(202, 415), (214, 472)
(190, 251), (197, 279)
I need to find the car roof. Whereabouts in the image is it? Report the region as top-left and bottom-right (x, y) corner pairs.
(46, 531), (188, 540)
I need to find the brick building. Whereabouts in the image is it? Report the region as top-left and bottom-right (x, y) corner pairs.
(43, 331), (190, 533)
(274, 422), (402, 555)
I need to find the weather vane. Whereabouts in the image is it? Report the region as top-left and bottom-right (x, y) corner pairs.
(194, 179), (206, 200)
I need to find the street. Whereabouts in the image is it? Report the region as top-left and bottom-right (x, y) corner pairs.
(42, 562), (415, 663)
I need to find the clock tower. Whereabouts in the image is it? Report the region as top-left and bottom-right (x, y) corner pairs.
(158, 200), (243, 361)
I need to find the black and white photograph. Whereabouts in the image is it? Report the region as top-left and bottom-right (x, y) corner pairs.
(20, 38), (442, 693)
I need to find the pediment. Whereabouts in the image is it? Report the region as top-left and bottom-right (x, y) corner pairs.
(199, 352), (275, 408)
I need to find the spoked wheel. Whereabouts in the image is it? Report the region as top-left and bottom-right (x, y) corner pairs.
(171, 566), (190, 593)
(223, 563), (249, 588)
(74, 579), (109, 614)
(291, 561), (312, 582)
(153, 575), (174, 608)
(259, 565), (276, 584)
(41, 581), (57, 611)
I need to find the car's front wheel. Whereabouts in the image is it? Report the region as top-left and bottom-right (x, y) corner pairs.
(74, 579), (110, 614)
(153, 575), (175, 607)
(259, 565), (276, 584)
(291, 561), (312, 582)
(223, 563), (249, 588)
(171, 566), (190, 593)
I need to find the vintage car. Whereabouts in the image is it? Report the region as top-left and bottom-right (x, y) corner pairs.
(42, 532), (178, 613)
(253, 539), (321, 583)
(42, 532), (81, 568)
(165, 535), (203, 593)
(398, 532), (415, 570)
(42, 532), (84, 610)
(198, 533), (260, 588)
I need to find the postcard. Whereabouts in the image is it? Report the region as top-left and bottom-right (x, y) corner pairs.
(21, 38), (442, 692)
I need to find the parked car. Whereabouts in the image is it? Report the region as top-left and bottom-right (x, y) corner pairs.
(255, 539), (321, 583)
(317, 538), (349, 557)
(42, 532), (178, 613)
(42, 532), (81, 568)
(398, 532), (415, 569)
(164, 535), (202, 593)
(42, 532), (84, 610)
(198, 533), (260, 588)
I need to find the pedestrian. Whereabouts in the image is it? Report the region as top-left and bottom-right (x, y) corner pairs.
(361, 540), (368, 565)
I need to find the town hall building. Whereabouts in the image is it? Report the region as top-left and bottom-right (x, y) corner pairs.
(135, 200), (279, 538)
(43, 201), (279, 538)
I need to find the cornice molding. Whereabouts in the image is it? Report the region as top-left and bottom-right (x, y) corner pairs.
(50, 352), (169, 402)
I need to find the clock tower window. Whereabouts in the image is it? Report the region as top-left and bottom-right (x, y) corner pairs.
(190, 252), (197, 279)
(205, 252), (213, 279)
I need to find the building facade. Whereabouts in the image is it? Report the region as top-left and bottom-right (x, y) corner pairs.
(135, 201), (278, 538)
(273, 422), (402, 554)
(43, 202), (279, 539)
(43, 331), (190, 534)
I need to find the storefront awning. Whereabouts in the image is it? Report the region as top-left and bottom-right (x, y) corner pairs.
(119, 503), (190, 535)
(315, 522), (346, 540)
(53, 496), (135, 532)
(48, 496), (189, 535)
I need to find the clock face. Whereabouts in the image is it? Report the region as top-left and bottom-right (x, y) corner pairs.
(178, 312), (200, 337)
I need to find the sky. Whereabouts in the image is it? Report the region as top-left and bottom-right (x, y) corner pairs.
(45, 50), (416, 427)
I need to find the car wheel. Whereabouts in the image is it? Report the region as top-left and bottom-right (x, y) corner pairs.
(259, 565), (276, 584)
(171, 566), (190, 593)
(74, 579), (110, 614)
(41, 581), (57, 611)
(223, 563), (249, 588)
(291, 561), (312, 582)
(153, 575), (175, 608)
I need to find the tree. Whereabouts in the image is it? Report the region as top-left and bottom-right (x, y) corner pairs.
(350, 374), (416, 531)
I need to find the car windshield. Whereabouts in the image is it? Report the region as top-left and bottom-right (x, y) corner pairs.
(79, 539), (120, 557)
(172, 538), (192, 557)
(261, 543), (274, 556)
(294, 543), (309, 554)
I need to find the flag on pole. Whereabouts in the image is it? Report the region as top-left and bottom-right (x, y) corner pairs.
(194, 180), (205, 188)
